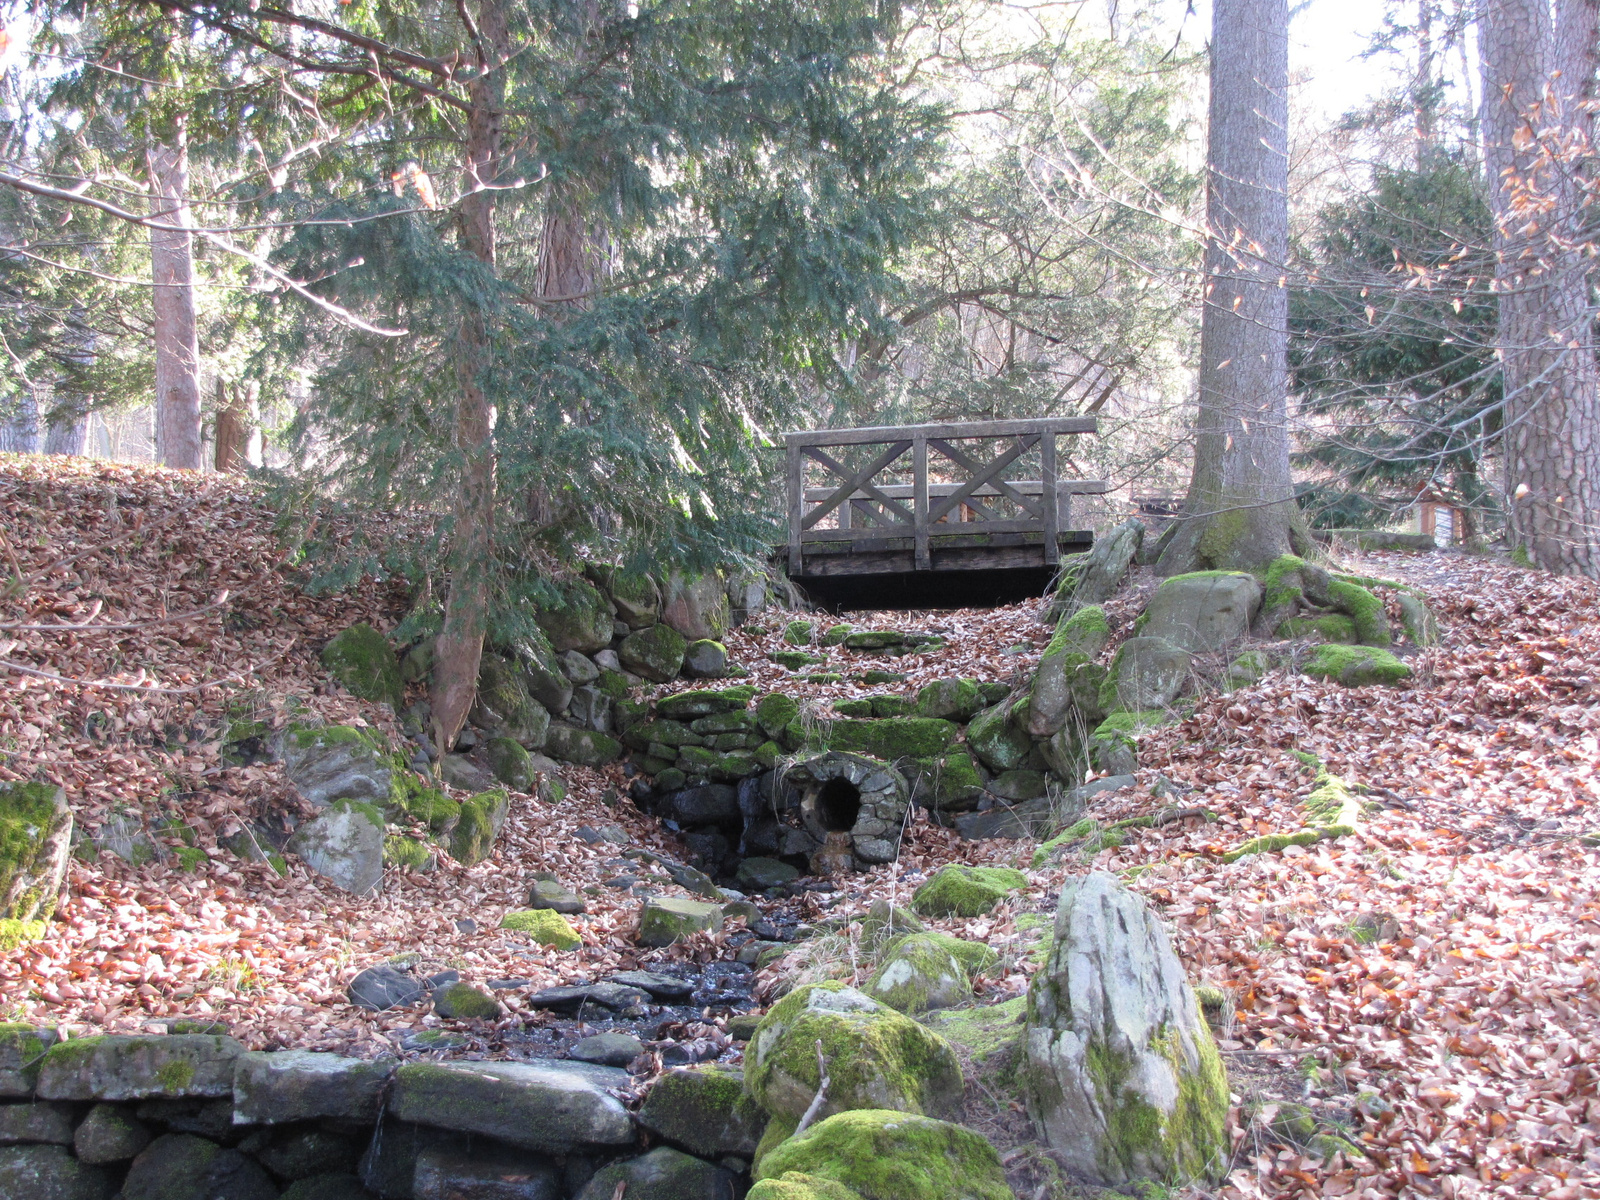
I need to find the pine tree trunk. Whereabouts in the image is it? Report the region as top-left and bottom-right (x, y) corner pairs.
(0, 387), (40, 454)
(1157, 0), (1303, 575)
(430, 0), (511, 753)
(147, 125), (204, 471)
(1480, 0), (1600, 577)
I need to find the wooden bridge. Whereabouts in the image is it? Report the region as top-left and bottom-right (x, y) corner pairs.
(781, 416), (1105, 609)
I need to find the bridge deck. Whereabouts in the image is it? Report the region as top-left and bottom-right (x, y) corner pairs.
(781, 417), (1102, 609)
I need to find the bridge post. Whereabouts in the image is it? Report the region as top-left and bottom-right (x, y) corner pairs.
(786, 440), (803, 575)
(912, 433), (930, 570)
(1041, 431), (1059, 565)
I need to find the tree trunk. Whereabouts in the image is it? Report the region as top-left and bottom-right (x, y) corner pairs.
(430, 0), (511, 754)
(0, 386), (40, 454)
(1157, 0), (1303, 575)
(147, 124), (204, 471)
(1480, 0), (1600, 577)
(213, 378), (259, 472)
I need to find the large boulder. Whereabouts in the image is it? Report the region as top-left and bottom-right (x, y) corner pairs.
(388, 1059), (634, 1152)
(864, 933), (971, 1014)
(0, 783), (72, 922)
(121, 1133), (276, 1200)
(534, 578), (614, 654)
(0, 1144), (113, 1200)
(576, 1146), (736, 1200)
(37, 1035), (243, 1102)
(637, 1064), (767, 1159)
(1140, 571), (1261, 653)
(445, 790), (510, 866)
(1028, 606), (1111, 735)
(619, 623), (688, 683)
(661, 572), (731, 642)
(753, 1110), (1011, 1200)
(278, 725), (393, 809)
(1024, 873), (1228, 1186)
(543, 724), (622, 767)
(233, 1050), (392, 1125)
(964, 702), (1033, 773)
(745, 983), (963, 1123)
(320, 623), (403, 709)
(470, 654), (550, 748)
(1096, 637), (1191, 713)
(1055, 518), (1143, 610)
(286, 800), (386, 895)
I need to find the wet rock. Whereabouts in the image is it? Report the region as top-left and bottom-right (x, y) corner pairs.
(388, 1060), (635, 1152)
(37, 1035), (243, 1102)
(639, 897), (725, 947)
(568, 1033), (643, 1067)
(73, 1104), (151, 1164)
(432, 982), (501, 1020)
(524, 983), (651, 1014)
(233, 1050), (392, 1124)
(122, 1133), (276, 1200)
(736, 857), (801, 890)
(607, 970), (695, 1002)
(415, 1144), (562, 1200)
(576, 1145), (736, 1200)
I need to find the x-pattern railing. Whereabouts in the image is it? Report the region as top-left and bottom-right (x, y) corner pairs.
(784, 417), (1098, 572)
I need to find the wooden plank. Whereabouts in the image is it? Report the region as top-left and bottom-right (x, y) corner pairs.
(786, 441), (803, 575)
(927, 434), (1038, 523)
(913, 434), (930, 570)
(782, 416), (1098, 448)
(794, 541), (1093, 577)
(799, 522), (1093, 546)
(1041, 431), (1059, 566)
(803, 480), (1109, 500)
(801, 443), (915, 527)
(927, 436), (1042, 521)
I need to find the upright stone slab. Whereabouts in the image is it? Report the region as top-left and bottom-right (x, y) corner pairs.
(1024, 873), (1228, 1186)
(278, 725), (393, 809)
(37, 1035), (244, 1102)
(1097, 637), (1191, 712)
(387, 1060), (634, 1152)
(1139, 571), (1261, 653)
(285, 800), (386, 895)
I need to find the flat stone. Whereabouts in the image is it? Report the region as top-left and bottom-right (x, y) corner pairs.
(523, 983), (651, 1014)
(953, 799), (1054, 841)
(414, 1144), (562, 1200)
(638, 896), (725, 947)
(735, 857), (800, 889)
(527, 877), (586, 914)
(346, 963), (426, 1011)
(568, 1033), (643, 1067)
(231, 1049), (395, 1128)
(388, 1060), (634, 1152)
(0, 1144), (114, 1200)
(432, 983), (501, 1020)
(36, 1035), (243, 1102)
(605, 970), (695, 1002)
(0, 1101), (74, 1145)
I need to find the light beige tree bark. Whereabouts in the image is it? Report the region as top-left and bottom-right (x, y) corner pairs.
(147, 120), (204, 471)
(1480, 0), (1600, 577)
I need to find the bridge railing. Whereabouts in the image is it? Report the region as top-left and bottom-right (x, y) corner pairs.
(783, 417), (1101, 574)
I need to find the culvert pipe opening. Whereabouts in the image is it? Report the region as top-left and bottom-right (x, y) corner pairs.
(813, 777), (862, 832)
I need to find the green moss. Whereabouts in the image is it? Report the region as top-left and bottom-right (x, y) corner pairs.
(881, 930), (997, 977)
(865, 934), (971, 1014)
(833, 699), (873, 718)
(448, 790), (507, 865)
(799, 717), (957, 761)
(1223, 767), (1364, 861)
(320, 622), (403, 708)
(1032, 818), (1099, 867)
(754, 1109), (1012, 1200)
(772, 650), (826, 670)
(756, 693), (802, 739)
(911, 864), (1027, 918)
(384, 836), (433, 869)
(820, 624), (854, 647)
(174, 846), (206, 872)
(784, 620), (816, 646)
(266, 853), (288, 876)
(1280, 614), (1357, 643)
(753, 1112), (800, 1175)
(919, 996), (1026, 1071)
(1259, 554), (1312, 612)
(1054, 603), (1110, 649)
(0, 919), (45, 950)
(432, 981), (501, 1019)
(748, 1172), (866, 1200)
(1303, 643), (1411, 687)
(157, 1058), (196, 1092)
(500, 908), (581, 949)
(913, 678), (981, 722)
(1327, 579), (1390, 646)
(861, 670), (907, 685)
(0, 781), (69, 921)
(1095, 710), (1164, 735)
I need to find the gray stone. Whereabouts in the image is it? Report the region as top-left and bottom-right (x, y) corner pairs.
(471, 654), (551, 748)
(595, 648), (623, 672)
(605, 970), (694, 1001)
(132, 1097), (232, 1138)
(619, 623), (688, 683)
(667, 784), (740, 825)
(0, 1101), (74, 1145)
(637, 1065), (766, 1159)
(543, 724), (623, 768)
(513, 629), (574, 714)
(388, 1060), (634, 1152)
(1140, 571), (1261, 653)
(990, 769), (1048, 801)
(1098, 637), (1192, 712)
(914, 677), (984, 722)
(346, 964), (425, 1012)
(735, 857), (800, 889)
(82, 810), (160, 866)
(122, 1133), (276, 1200)
(280, 1174), (376, 1200)
(638, 896), (725, 947)
(682, 639), (729, 679)
(439, 753), (496, 792)
(279, 725), (392, 808)
(660, 572), (731, 643)
(864, 932), (972, 1014)
(569, 686), (613, 733)
(523, 983), (650, 1014)
(534, 578), (615, 654)
(1057, 518), (1143, 609)
(37, 1035), (243, 1102)
(250, 1127), (360, 1180)
(1025, 872), (1229, 1186)
(73, 1104), (150, 1164)
(953, 798), (1055, 841)
(486, 737), (536, 790)
(415, 1144), (562, 1200)
(966, 701), (1035, 773)
(0, 1144), (113, 1200)
(568, 1033), (643, 1067)
(528, 875), (586, 914)
(559, 650), (601, 685)
(576, 1145), (736, 1200)
(286, 800), (386, 896)
(781, 751), (912, 867)
(0, 1025), (56, 1097)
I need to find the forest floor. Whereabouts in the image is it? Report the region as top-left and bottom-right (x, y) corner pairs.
(1, 456), (1597, 1200)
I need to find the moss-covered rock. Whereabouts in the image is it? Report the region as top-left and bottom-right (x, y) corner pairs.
(383, 836), (434, 871)
(588, 564), (660, 628)
(0, 782), (71, 922)
(1028, 612), (1110, 733)
(1024, 873), (1228, 1186)
(619, 622), (688, 683)
(858, 900), (924, 951)
(1281, 614), (1358, 643)
(865, 933), (971, 1014)
(638, 896), (725, 947)
(431, 982), (501, 1020)
(772, 650), (826, 671)
(920, 996), (1026, 1079)
(753, 1109), (1010, 1200)
(37, 1035), (243, 1102)
(1223, 649), (1271, 691)
(756, 693), (802, 740)
(1396, 591), (1438, 646)
(1222, 766), (1364, 861)
(0, 1023), (57, 1096)
(320, 623), (403, 709)
(447, 790), (509, 865)
(575, 1145), (735, 1200)
(833, 698), (873, 718)
(802, 717), (957, 762)
(1086, 710), (1164, 776)
(843, 630), (903, 651)
(911, 864), (1027, 918)
(964, 702), (1033, 773)
(745, 983), (964, 1123)
(909, 748), (984, 812)
(1327, 579), (1391, 646)
(534, 577), (614, 654)
(914, 678), (983, 722)
(748, 1172), (865, 1200)
(1302, 643), (1411, 687)
(820, 624), (854, 647)
(499, 908), (581, 950)
(1096, 636), (1192, 713)
(784, 620), (815, 646)
(471, 654), (551, 748)
(543, 724), (623, 767)
(682, 639), (729, 678)
(637, 1063), (767, 1158)
(661, 571), (731, 642)
(484, 737), (535, 790)
(658, 685), (757, 719)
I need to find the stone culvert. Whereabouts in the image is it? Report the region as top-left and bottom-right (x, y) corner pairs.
(780, 751), (910, 867)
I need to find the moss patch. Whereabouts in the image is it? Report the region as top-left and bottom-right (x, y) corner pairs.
(500, 908), (581, 949)
(1223, 767), (1365, 862)
(1327, 579), (1390, 646)
(754, 1109), (1011, 1200)
(384, 836), (434, 870)
(911, 864), (1027, 918)
(1281, 614), (1358, 644)
(0, 919), (46, 950)
(1303, 643), (1411, 687)
(321, 622), (403, 708)
(0, 781), (69, 922)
